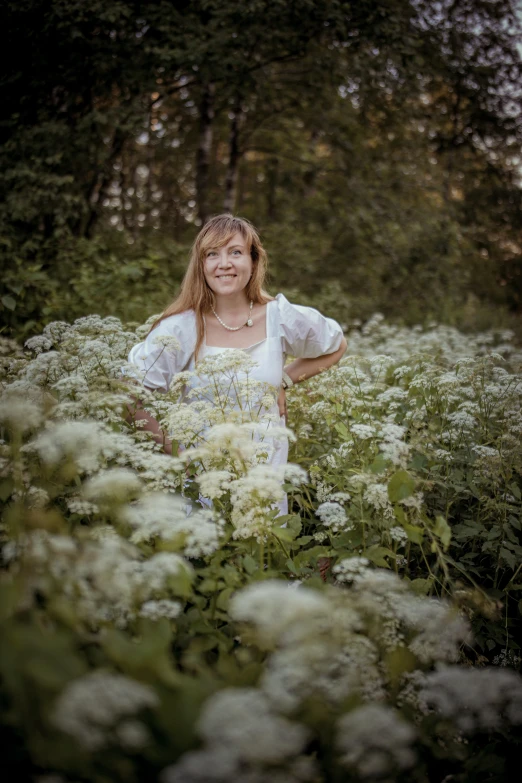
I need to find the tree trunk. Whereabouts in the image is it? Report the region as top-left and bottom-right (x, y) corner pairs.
(196, 81), (215, 225)
(303, 128), (320, 199)
(82, 128), (126, 239)
(223, 93), (245, 214)
(266, 156), (278, 221)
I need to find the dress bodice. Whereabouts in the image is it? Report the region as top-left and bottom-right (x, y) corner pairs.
(196, 300), (284, 391)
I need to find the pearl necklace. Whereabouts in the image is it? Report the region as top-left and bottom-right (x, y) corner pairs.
(211, 301), (254, 331)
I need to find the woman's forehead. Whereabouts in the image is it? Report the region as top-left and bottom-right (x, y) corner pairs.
(204, 229), (247, 249)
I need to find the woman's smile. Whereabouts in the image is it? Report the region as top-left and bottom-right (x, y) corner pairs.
(203, 231), (254, 297)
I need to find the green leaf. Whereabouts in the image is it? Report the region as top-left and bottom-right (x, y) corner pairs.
(500, 547), (517, 569)
(331, 532), (357, 550)
(1, 295), (16, 310)
(365, 545), (395, 568)
(408, 452), (428, 470)
(286, 558), (299, 575)
(369, 453), (388, 474)
(403, 522), (424, 545)
(0, 479), (14, 502)
(272, 515), (301, 541)
(334, 421), (349, 438)
(103, 621), (179, 684)
(410, 577), (434, 595)
(433, 515), (451, 550)
(275, 514), (301, 526)
(272, 525), (299, 542)
(388, 470), (415, 502)
(293, 546), (332, 567)
(385, 647), (417, 686)
(198, 579), (225, 594)
(242, 555), (258, 575)
(216, 588), (234, 611)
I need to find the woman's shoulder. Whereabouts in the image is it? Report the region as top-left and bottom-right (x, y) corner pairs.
(273, 292), (316, 316)
(153, 309), (196, 335)
(273, 292), (295, 309)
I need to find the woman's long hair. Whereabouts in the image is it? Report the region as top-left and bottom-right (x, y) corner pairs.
(148, 214), (273, 361)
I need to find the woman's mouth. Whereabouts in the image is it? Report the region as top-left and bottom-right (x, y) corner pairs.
(216, 274), (237, 279)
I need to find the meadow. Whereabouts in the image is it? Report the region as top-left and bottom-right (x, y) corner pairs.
(1, 310), (522, 782)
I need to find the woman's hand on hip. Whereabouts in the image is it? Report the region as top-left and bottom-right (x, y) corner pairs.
(277, 386), (287, 421)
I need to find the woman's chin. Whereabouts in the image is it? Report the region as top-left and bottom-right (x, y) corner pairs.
(213, 283), (246, 296)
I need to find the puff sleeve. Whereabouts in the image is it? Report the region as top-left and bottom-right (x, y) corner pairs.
(123, 311), (197, 393)
(276, 293), (344, 359)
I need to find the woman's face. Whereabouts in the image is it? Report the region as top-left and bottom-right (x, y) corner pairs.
(203, 231), (253, 298)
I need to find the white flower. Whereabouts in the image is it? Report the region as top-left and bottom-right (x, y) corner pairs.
(151, 334), (181, 351)
(121, 492), (222, 557)
(261, 633), (383, 712)
(198, 688), (311, 763)
(492, 649), (522, 668)
(336, 704), (417, 777)
(230, 580), (329, 648)
(160, 689), (314, 783)
(389, 526), (408, 546)
(377, 387), (408, 404)
(160, 747), (238, 783)
(377, 423), (410, 467)
(447, 411), (477, 431)
(67, 497), (99, 515)
(350, 423), (376, 439)
(83, 468), (142, 506)
(363, 482), (394, 517)
(16, 530), (192, 628)
(333, 557), (371, 583)
(420, 666), (522, 732)
(283, 463), (308, 487)
(140, 551), (194, 592)
(399, 491), (424, 512)
(369, 355), (396, 375)
(116, 719), (152, 749)
(25, 334), (53, 354)
(0, 398), (43, 433)
(229, 465), (286, 540)
(139, 599), (182, 620)
(328, 491), (352, 503)
(51, 671), (159, 750)
(23, 485), (50, 509)
(29, 420), (135, 474)
(197, 470), (231, 499)
(316, 502), (349, 532)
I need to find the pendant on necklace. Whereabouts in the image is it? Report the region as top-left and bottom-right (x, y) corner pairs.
(246, 318), (253, 327)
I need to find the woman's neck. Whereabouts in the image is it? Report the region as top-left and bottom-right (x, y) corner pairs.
(213, 291), (251, 314)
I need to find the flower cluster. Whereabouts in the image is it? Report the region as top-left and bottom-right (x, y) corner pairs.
(51, 671), (159, 750)
(1, 311), (522, 783)
(5, 529), (193, 628)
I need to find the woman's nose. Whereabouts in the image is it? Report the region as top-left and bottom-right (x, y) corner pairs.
(217, 253), (232, 267)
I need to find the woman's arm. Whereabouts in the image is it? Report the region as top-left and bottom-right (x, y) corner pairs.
(284, 336), (347, 385)
(124, 390), (173, 456)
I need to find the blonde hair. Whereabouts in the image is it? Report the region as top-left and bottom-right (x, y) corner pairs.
(148, 214), (273, 361)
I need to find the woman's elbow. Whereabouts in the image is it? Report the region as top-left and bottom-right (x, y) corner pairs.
(332, 336), (347, 364)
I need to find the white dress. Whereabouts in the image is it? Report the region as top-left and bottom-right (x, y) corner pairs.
(126, 293), (344, 513)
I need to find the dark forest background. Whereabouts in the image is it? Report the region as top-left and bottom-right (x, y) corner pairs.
(2, 0), (522, 339)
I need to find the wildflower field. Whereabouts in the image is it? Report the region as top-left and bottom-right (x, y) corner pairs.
(1, 312), (522, 783)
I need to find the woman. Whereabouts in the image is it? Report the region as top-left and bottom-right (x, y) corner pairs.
(125, 214), (347, 508)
